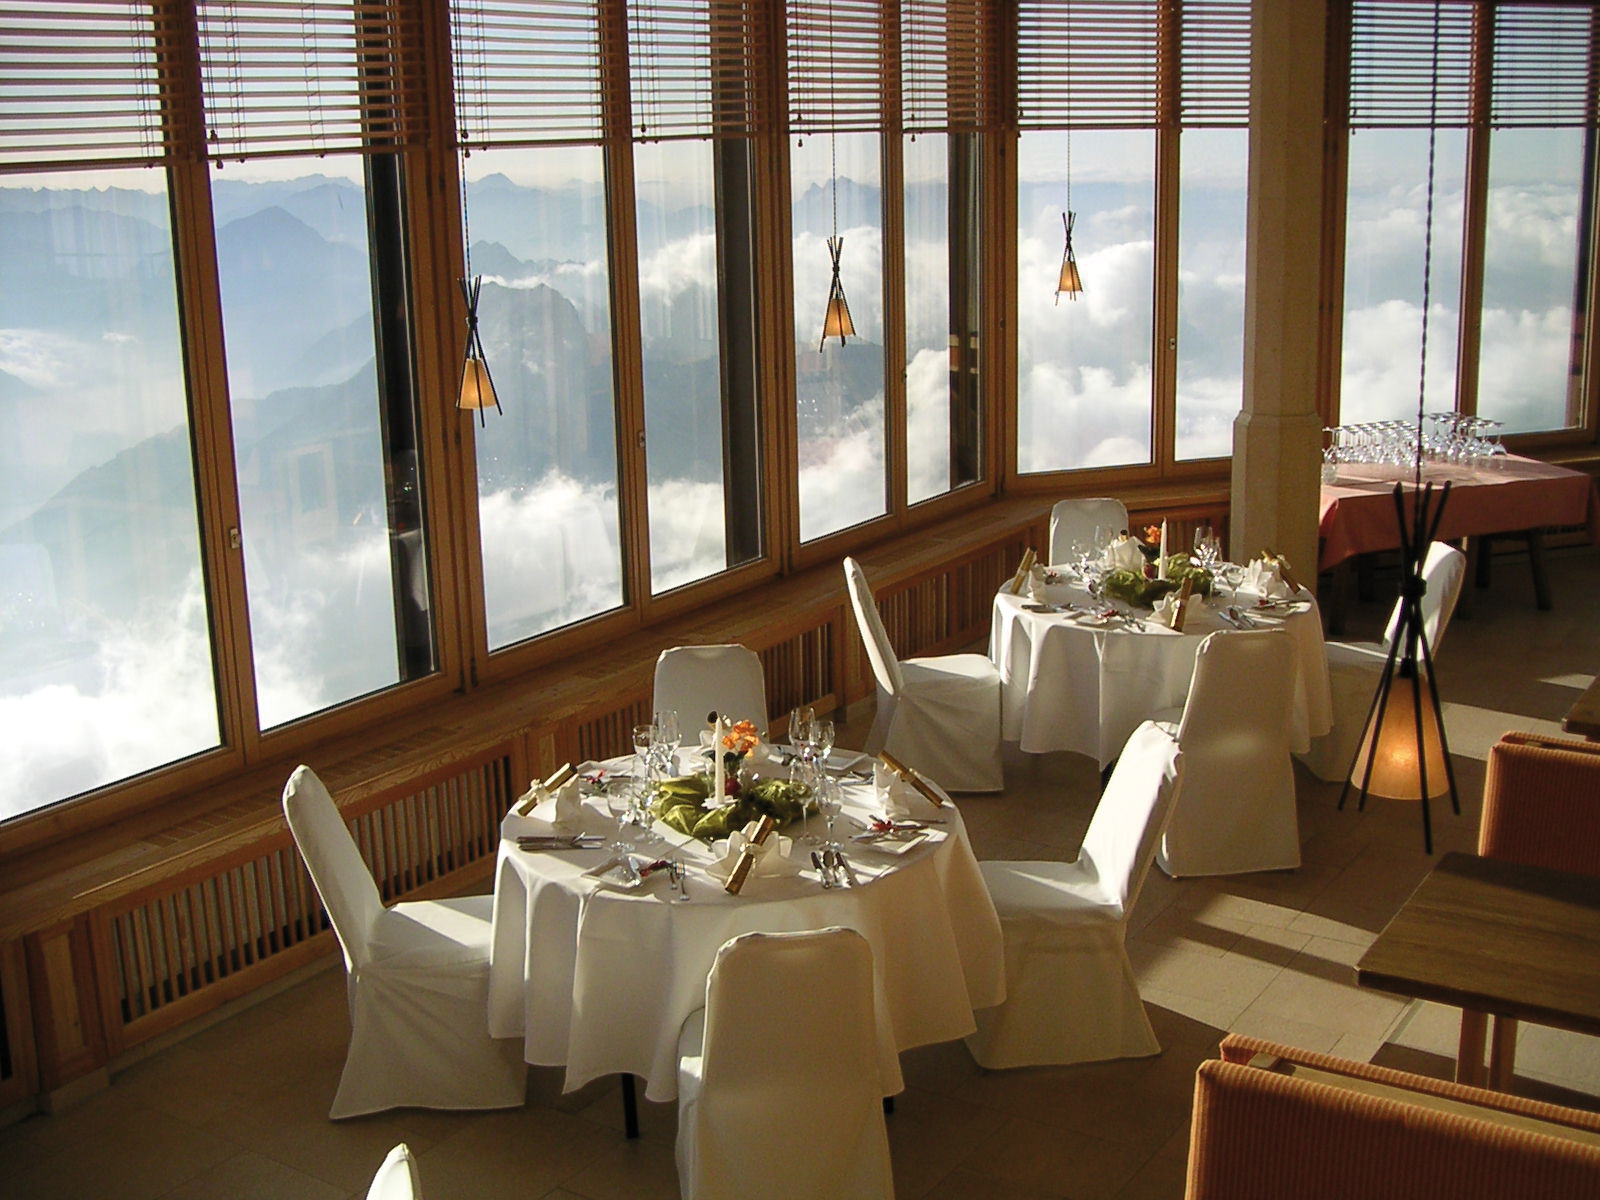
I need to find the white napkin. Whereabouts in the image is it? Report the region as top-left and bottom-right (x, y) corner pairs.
(1153, 588), (1194, 629)
(874, 762), (944, 821)
(522, 778), (584, 829)
(705, 822), (802, 881)
(1027, 563), (1050, 602)
(1241, 557), (1294, 601)
(1102, 534), (1145, 574)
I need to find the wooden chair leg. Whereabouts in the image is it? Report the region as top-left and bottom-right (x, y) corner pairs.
(1525, 530), (1552, 610)
(1456, 1008), (1489, 1088)
(621, 1073), (639, 1138)
(1489, 1016), (1519, 1091)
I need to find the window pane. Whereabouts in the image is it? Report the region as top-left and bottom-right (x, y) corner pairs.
(464, 147), (624, 646)
(0, 172), (219, 815)
(214, 157), (431, 729)
(1017, 130), (1155, 473)
(905, 133), (952, 505)
(792, 131), (886, 541)
(1339, 129), (1465, 424)
(1477, 128), (1587, 434)
(635, 140), (729, 594)
(1175, 128), (1248, 461)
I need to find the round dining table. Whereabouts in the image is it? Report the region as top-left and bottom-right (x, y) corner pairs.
(487, 763), (1005, 1102)
(991, 572), (1334, 766)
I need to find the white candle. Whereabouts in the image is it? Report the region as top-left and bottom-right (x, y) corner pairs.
(712, 712), (725, 799)
(1158, 519), (1169, 579)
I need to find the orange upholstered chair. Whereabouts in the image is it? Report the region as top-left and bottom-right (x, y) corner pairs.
(1465, 732), (1600, 1088)
(1185, 1034), (1600, 1200)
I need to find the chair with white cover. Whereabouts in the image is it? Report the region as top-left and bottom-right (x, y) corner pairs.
(367, 1144), (421, 1200)
(1297, 541), (1467, 782)
(282, 765), (526, 1119)
(1047, 497), (1130, 565)
(676, 928), (894, 1200)
(965, 721), (1184, 1069)
(1155, 630), (1299, 877)
(653, 643), (770, 736)
(843, 556), (1003, 792)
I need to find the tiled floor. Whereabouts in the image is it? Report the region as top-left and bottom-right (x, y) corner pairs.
(4, 545), (1598, 1199)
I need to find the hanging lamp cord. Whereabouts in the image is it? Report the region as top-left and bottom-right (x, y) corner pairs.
(1414, 0), (1442, 487)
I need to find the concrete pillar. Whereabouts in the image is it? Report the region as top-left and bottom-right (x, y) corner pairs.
(1232, 0), (1330, 585)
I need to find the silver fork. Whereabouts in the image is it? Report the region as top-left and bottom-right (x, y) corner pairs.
(667, 858), (690, 902)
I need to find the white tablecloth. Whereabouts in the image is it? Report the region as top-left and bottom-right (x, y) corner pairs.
(991, 579), (1333, 765)
(488, 768), (1005, 1102)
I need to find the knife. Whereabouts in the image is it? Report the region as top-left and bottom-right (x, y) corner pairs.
(833, 848), (860, 887)
(811, 850), (833, 888)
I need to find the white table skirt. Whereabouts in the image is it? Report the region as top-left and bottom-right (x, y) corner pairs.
(991, 581), (1334, 765)
(488, 769), (1005, 1102)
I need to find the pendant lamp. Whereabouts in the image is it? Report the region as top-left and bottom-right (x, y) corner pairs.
(453, 0), (500, 426)
(818, 0), (855, 348)
(1338, 0), (1459, 853)
(1054, 2), (1083, 304)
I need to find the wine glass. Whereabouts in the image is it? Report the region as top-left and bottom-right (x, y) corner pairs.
(816, 776), (844, 851)
(1192, 523), (1220, 570)
(793, 756), (824, 844)
(652, 709), (680, 777)
(605, 779), (637, 852)
(810, 718), (836, 772)
(788, 705), (816, 765)
(631, 723), (656, 819)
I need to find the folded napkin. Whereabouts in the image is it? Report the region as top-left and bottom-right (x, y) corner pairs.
(705, 822), (802, 882)
(1153, 587), (1195, 629)
(509, 775), (585, 828)
(1241, 557), (1295, 601)
(1102, 534), (1146, 574)
(1027, 563), (1050, 602)
(874, 761), (944, 821)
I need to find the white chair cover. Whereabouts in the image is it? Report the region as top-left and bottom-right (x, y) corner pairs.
(843, 557), (1003, 792)
(676, 928), (894, 1200)
(654, 643), (770, 736)
(1156, 631), (1300, 877)
(366, 1143), (421, 1200)
(1047, 497), (1129, 565)
(283, 766), (526, 1119)
(1298, 542), (1467, 782)
(965, 721), (1184, 1068)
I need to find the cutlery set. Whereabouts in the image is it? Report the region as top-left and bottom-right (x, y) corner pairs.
(516, 834), (605, 851)
(810, 847), (859, 888)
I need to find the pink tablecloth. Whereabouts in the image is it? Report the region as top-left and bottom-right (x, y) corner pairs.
(1318, 456), (1598, 572)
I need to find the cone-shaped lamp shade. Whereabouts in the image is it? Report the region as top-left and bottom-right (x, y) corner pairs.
(1350, 670), (1449, 800)
(458, 354), (497, 412)
(822, 294), (855, 342)
(1056, 256), (1083, 298)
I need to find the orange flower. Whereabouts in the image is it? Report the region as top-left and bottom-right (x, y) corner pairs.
(1143, 524), (1162, 546)
(722, 719), (761, 756)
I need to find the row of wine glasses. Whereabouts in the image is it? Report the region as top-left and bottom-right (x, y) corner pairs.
(786, 705), (835, 769)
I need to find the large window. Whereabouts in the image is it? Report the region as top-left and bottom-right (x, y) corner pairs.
(1014, 0), (1251, 477)
(1339, 1), (1599, 435)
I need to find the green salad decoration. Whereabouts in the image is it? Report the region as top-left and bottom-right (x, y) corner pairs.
(651, 774), (811, 840)
(1100, 553), (1213, 608)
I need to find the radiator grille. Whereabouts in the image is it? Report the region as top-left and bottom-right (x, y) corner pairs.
(759, 622), (836, 719)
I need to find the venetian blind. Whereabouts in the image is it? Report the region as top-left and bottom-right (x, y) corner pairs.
(788, 0), (887, 136)
(902, 0), (993, 134)
(628, 0), (771, 142)
(1489, 3), (1598, 129)
(1018, 0), (1251, 130)
(1348, 1), (1478, 128)
(0, 0), (175, 172)
(451, 0), (611, 148)
(198, 0), (424, 160)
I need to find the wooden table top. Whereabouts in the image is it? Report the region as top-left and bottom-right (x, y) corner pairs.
(1357, 852), (1600, 1038)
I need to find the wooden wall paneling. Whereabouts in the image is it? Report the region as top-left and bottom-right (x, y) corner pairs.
(0, 938), (38, 1106)
(24, 917), (106, 1093)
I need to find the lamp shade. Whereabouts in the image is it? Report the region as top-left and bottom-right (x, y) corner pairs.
(821, 295), (856, 343)
(1349, 671), (1449, 801)
(458, 355), (497, 412)
(1056, 258), (1082, 297)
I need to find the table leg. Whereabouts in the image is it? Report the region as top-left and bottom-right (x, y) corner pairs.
(1525, 530), (1551, 610)
(1489, 1016), (1519, 1092)
(621, 1073), (639, 1139)
(1456, 1009), (1489, 1088)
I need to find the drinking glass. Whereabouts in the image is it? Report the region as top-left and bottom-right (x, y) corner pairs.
(816, 776), (844, 850)
(1192, 524), (1220, 569)
(792, 756), (824, 844)
(788, 705), (816, 764)
(632, 723), (655, 819)
(810, 718), (836, 771)
(652, 709), (680, 777)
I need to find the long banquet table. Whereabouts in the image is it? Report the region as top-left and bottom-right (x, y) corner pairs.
(488, 763), (1005, 1102)
(991, 578), (1333, 766)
